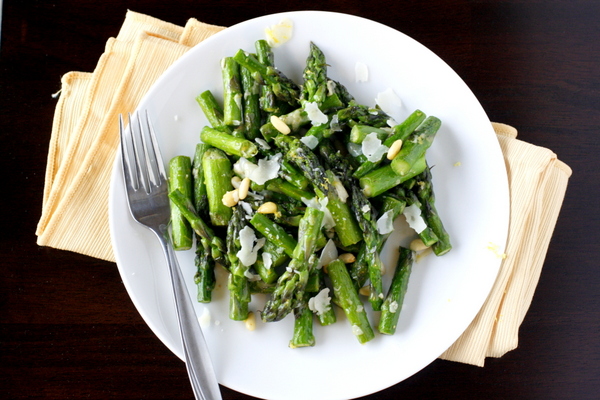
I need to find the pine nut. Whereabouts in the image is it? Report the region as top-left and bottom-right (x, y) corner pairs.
(244, 311), (256, 331)
(238, 177), (251, 200)
(386, 139), (403, 160)
(231, 175), (242, 189)
(410, 238), (429, 252)
(270, 115), (291, 135)
(222, 189), (239, 207)
(257, 201), (278, 214)
(338, 253), (356, 263)
(359, 286), (371, 296)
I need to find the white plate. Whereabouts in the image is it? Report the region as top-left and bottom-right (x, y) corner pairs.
(109, 11), (509, 400)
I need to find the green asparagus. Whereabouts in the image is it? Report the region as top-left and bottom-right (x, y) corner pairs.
(327, 259), (375, 344)
(168, 156), (193, 250)
(379, 247), (414, 335)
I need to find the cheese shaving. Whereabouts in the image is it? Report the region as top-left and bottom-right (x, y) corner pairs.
(376, 209), (395, 235)
(361, 132), (389, 162)
(236, 226), (266, 266)
(304, 101), (328, 126)
(264, 18), (293, 47)
(375, 87), (402, 124)
(301, 197), (335, 230)
(300, 135), (319, 150)
(248, 153), (282, 185)
(318, 239), (338, 269)
(403, 204), (427, 234)
(332, 175), (349, 203)
(308, 288), (332, 316)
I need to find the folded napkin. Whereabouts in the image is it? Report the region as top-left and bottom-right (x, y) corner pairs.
(36, 11), (571, 367)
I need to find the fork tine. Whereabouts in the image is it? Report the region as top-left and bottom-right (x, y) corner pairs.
(142, 110), (167, 187)
(129, 112), (151, 193)
(119, 113), (140, 191)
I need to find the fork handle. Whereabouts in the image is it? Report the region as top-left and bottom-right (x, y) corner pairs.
(159, 228), (222, 400)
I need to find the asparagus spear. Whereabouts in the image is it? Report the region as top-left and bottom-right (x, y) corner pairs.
(195, 90), (230, 132)
(289, 295), (316, 348)
(403, 189), (439, 247)
(265, 178), (315, 203)
(359, 155), (427, 198)
(260, 107), (310, 140)
(349, 183), (385, 311)
(413, 165), (452, 255)
(233, 49), (300, 107)
(349, 125), (390, 144)
(301, 42), (328, 106)
(316, 140), (379, 296)
(168, 156), (193, 250)
(226, 204), (251, 320)
(193, 241), (216, 303)
(200, 126), (258, 158)
(353, 109), (426, 178)
(192, 143), (210, 221)
(279, 160), (311, 190)
(221, 57), (243, 127)
(241, 64), (262, 140)
(326, 259), (375, 344)
(261, 207), (324, 322)
(254, 239), (287, 284)
(379, 247), (414, 335)
(254, 39), (289, 116)
(290, 253), (320, 348)
(349, 242), (369, 290)
(274, 134), (363, 247)
(249, 212), (297, 258)
(308, 268), (337, 326)
(167, 188), (227, 267)
(390, 116), (441, 176)
(336, 100), (392, 128)
(202, 148), (233, 226)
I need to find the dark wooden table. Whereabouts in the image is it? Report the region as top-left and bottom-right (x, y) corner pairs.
(2, 1), (599, 399)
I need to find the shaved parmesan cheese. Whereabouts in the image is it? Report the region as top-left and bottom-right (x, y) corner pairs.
(248, 153), (282, 185)
(347, 142), (363, 157)
(239, 201), (254, 217)
(326, 80), (337, 96)
(233, 157), (258, 179)
(304, 101), (328, 126)
(351, 325), (364, 336)
(264, 18), (293, 47)
(262, 252), (273, 270)
(255, 137), (271, 150)
(403, 204), (427, 234)
(362, 132), (389, 162)
(244, 269), (262, 281)
(300, 135), (319, 150)
(376, 209), (395, 235)
(332, 175), (349, 203)
(318, 239), (338, 268)
(308, 288), (332, 316)
(199, 307), (211, 329)
(389, 300), (399, 313)
(355, 61), (368, 82)
(375, 88), (403, 123)
(302, 196), (335, 230)
(329, 114), (341, 133)
(236, 226), (266, 266)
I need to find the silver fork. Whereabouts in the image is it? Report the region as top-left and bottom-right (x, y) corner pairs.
(119, 110), (222, 400)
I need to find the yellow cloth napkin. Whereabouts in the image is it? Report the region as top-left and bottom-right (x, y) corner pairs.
(36, 11), (571, 367)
